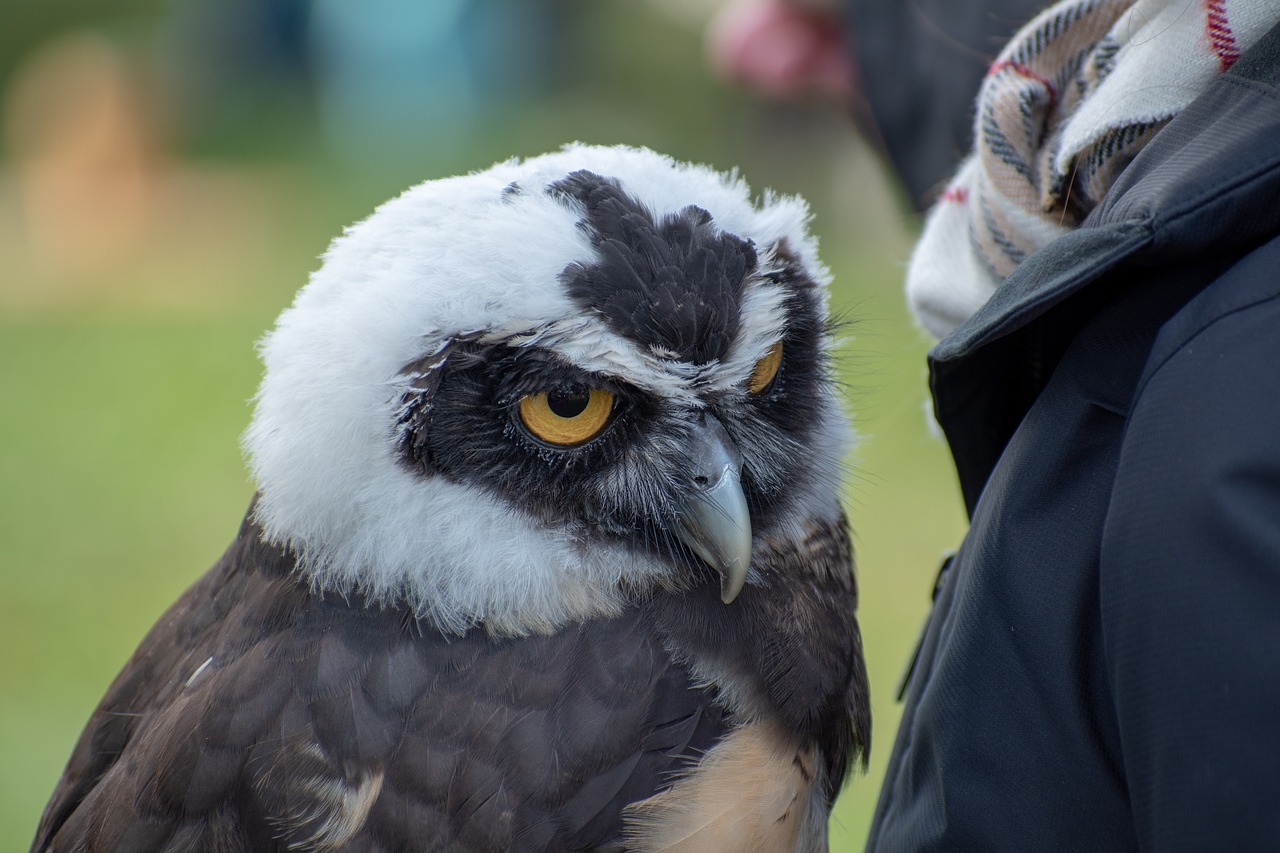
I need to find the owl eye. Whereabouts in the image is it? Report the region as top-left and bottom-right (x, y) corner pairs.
(518, 388), (615, 446)
(747, 341), (783, 394)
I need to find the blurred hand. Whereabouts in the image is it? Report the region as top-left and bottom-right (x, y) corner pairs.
(706, 0), (854, 99)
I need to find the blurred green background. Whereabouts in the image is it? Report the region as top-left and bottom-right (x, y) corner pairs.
(0, 1), (969, 849)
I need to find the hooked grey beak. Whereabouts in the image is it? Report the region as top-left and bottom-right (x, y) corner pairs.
(672, 414), (753, 604)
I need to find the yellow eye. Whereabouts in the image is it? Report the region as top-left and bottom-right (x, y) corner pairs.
(518, 388), (615, 446)
(747, 341), (783, 394)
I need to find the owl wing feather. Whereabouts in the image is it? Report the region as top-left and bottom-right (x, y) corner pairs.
(34, 511), (729, 852)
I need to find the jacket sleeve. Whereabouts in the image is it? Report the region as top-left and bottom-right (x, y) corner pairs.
(845, 0), (1045, 209)
(1101, 279), (1280, 850)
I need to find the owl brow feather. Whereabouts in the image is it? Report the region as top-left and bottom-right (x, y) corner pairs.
(549, 169), (757, 366)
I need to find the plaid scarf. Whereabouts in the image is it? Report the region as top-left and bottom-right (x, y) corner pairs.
(906, 0), (1280, 339)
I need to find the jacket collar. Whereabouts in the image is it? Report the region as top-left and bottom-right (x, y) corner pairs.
(927, 19), (1280, 512)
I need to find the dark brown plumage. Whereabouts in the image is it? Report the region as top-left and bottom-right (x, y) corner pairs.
(35, 511), (865, 851)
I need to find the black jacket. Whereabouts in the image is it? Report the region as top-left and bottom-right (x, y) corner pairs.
(866, 21), (1280, 853)
(847, 0), (1046, 209)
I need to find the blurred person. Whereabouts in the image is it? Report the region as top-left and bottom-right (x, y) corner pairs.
(307, 0), (560, 166)
(706, 0), (854, 102)
(155, 0), (560, 168)
(708, 0), (1047, 210)
(156, 0), (310, 147)
(715, 0), (1280, 849)
(2, 26), (295, 313)
(4, 33), (161, 276)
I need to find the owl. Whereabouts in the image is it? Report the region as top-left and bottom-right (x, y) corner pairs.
(34, 144), (868, 852)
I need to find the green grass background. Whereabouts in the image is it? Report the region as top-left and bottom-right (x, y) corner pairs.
(0, 2), (971, 848)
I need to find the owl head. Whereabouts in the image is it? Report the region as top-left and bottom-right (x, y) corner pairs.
(244, 144), (850, 636)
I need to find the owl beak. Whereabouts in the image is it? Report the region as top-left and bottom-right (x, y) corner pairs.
(673, 414), (753, 604)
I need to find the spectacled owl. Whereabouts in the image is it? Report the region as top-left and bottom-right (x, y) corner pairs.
(34, 144), (869, 852)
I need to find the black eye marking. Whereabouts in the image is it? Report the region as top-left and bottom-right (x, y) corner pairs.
(394, 335), (484, 473)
